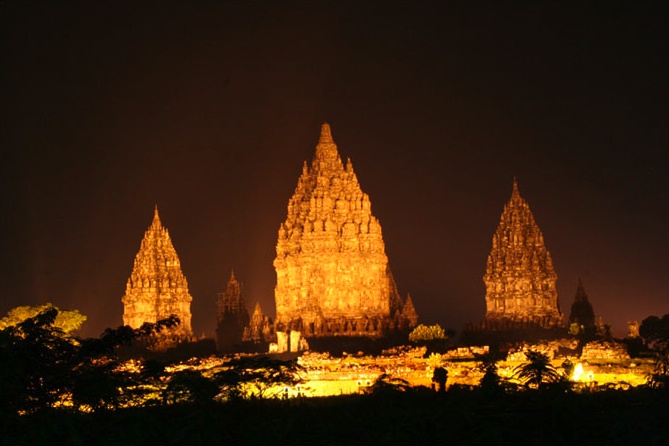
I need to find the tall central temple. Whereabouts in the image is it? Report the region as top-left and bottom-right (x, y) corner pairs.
(483, 180), (563, 328)
(273, 123), (418, 338)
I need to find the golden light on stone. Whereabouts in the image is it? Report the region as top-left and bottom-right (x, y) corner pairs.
(121, 207), (193, 340)
(273, 123), (418, 338)
(483, 179), (563, 328)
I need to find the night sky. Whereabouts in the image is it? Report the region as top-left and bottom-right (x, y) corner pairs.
(2, 2), (667, 338)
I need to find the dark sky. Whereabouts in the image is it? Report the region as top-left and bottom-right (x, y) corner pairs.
(2, 2), (667, 338)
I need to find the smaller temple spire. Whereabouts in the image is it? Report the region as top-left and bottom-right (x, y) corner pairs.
(569, 278), (595, 327)
(511, 178), (521, 199)
(152, 205), (161, 226)
(313, 122), (341, 166)
(319, 122), (333, 144)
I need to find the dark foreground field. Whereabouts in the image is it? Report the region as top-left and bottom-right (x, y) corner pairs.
(4, 387), (668, 446)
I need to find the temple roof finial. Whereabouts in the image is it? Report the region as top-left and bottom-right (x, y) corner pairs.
(575, 278), (588, 301)
(152, 205), (161, 226)
(319, 122), (333, 144)
(511, 178), (521, 199)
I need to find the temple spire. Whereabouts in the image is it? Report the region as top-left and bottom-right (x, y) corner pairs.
(274, 124), (417, 339)
(483, 179), (562, 328)
(569, 278), (595, 327)
(215, 268), (249, 352)
(319, 122), (333, 144)
(121, 207), (193, 345)
(511, 178), (521, 200)
(313, 122), (342, 171)
(152, 205), (161, 226)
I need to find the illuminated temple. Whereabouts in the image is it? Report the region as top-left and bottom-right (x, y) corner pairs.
(273, 123), (418, 338)
(482, 180), (563, 329)
(121, 207), (193, 340)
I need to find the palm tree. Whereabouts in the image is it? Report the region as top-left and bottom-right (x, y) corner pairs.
(474, 352), (505, 395)
(513, 351), (560, 389)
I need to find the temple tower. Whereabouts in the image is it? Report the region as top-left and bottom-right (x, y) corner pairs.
(243, 302), (274, 343)
(273, 123), (417, 338)
(569, 278), (595, 328)
(483, 180), (563, 328)
(121, 207), (193, 337)
(215, 270), (250, 352)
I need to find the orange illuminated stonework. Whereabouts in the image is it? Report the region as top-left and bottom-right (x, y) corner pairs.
(243, 302), (275, 343)
(121, 207), (193, 339)
(274, 124), (418, 338)
(483, 180), (563, 328)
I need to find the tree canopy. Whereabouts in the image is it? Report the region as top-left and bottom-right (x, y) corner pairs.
(513, 351), (562, 389)
(408, 324), (447, 343)
(640, 314), (669, 344)
(0, 303), (86, 334)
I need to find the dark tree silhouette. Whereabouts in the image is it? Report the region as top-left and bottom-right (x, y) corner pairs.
(0, 308), (78, 414)
(367, 373), (412, 395)
(1, 308), (182, 415)
(431, 367), (448, 393)
(163, 370), (220, 405)
(641, 314), (669, 389)
(513, 351), (561, 389)
(213, 356), (304, 400)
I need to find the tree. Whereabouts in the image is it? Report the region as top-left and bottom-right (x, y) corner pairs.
(431, 367), (448, 393)
(163, 370), (220, 405)
(1, 307), (182, 415)
(513, 351), (561, 389)
(475, 353), (505, 396)
(640, 314), (669, 346)
(0, 307), (79, 414)
(409, 324), (447, 343)
(641, 314), (669, 389)
(367, 374), (412, 396)
(0, 303), (86, 334)
(70, 315), (181, 411)
(409, 324), (451, 353)
(213, 356), (304, 400)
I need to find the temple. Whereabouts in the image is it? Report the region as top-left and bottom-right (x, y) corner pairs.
(569, 278), (596, 329)
(273, 123), (418, 339)
(482, 180), (563, 329)
(242, 302), (275, 344)
(215, 270), (250, 352)
(121, 207), (193, 341)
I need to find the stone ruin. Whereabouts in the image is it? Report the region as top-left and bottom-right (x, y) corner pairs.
(580, 341), (631, 362)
